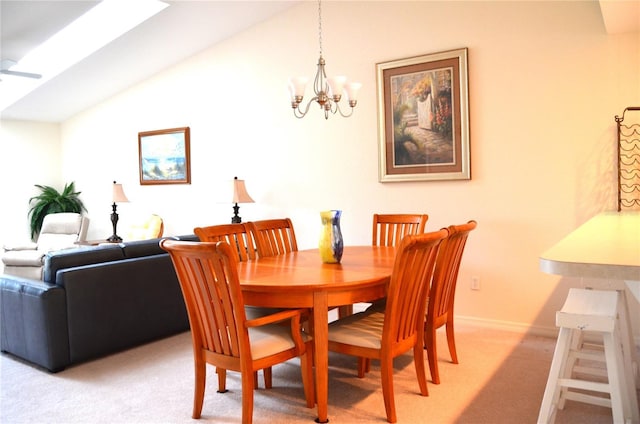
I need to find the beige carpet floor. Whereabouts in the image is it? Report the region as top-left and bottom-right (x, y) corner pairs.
(1, 322), (636, 423)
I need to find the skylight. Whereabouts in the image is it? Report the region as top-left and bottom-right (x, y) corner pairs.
(0, 0), (169, 112)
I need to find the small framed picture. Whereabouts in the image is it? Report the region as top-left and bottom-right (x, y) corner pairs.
(377, 48), (470, 182)
(138, 127), (191, 185)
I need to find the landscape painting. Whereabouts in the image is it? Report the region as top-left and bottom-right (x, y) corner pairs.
(377, 49), (470, 182)
(138, 127), (191, 185)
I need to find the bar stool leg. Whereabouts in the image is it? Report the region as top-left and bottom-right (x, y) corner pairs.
(603, 328), (627, 423)
(612, 301), (640, 423)
(538, 326), (573, 424)
(558, 329), (583, 410)
(616, 289), (640, 389)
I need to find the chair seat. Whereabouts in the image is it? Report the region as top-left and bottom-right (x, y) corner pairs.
(245, 306), (287, 320)
(249, 325), (311, 360)
(2, 249), (45, 266)
(328, 311), (384, 349)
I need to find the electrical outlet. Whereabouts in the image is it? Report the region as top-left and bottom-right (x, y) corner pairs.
(471, 276), (480, 290)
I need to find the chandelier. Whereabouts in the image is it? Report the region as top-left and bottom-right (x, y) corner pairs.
(288, 0), (361, 120)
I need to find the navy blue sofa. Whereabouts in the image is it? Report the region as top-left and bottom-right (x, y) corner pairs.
(0, 235), (196, 372)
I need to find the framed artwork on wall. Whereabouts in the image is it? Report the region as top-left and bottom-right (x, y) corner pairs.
(376, 48), (470, 182)
(138, 127), (191, 185)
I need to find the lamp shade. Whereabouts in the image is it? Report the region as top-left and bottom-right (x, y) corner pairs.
(112, 181), (129, 203)
(232, 177), (254, 204)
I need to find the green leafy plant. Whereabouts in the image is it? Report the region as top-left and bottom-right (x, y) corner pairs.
(28, 182), (87, 241)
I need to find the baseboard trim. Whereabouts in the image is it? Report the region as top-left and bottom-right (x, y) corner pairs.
(455, 315), (559, 339)
(455, 315), (640, 348)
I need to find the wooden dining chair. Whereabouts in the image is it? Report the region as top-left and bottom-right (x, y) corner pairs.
(356, 213), (430, 317)
(326, 229), (448, 423)
(159, 239), (315, 424)
(193, 223), (275, 388)
(246, 218), (298, 257)
(372, 213), (429, 247)
(424, 220), (477, 384)
(194, 223), (257, 262)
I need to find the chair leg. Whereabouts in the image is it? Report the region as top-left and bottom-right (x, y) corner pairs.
(263, 367), (273, 389)
(425, 325), (440, 384)
(413, 343), (429, 396)
(380, 356), (397, 423)
(446, 317), (458, 364)
(217, 367), (227, 393)
(193, 359), (206, 419)
(357, 358), (368, 378)
(300, 346), (316, 408)
(241, 367), (256, 424)
(338, 305), (353, 318)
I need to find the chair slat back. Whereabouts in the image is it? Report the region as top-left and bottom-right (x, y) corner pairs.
(383, 229), (448, 346)
(372, 214), (429, 247)
(247, 218), (298, 257)
(160, 240), (247, 361)
(194, 223), (257, 262)
(428, 221), (477, 326)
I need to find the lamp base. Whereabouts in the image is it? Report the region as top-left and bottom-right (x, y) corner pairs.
(108, 202), (123, 243)
(232, 203), (242, 224)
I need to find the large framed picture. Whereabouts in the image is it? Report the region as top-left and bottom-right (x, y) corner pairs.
(376, 48), (470, 182)
(138, 127), (191, 185)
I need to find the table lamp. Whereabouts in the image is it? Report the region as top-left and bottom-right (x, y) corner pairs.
(231, 176), (254, 223)
(107, 181), (129, 242)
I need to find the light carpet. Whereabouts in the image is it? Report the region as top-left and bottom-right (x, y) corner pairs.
(1, 322), (635, 423)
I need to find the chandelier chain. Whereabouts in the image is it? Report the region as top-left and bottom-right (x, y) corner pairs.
(317, 0), (323, 57)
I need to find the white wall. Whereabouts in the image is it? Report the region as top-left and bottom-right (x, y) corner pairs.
(3, 1), (639, 336)
(0, 120), (61, 275)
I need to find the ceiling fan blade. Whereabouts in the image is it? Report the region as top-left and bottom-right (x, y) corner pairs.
(0, 69), (42, 79)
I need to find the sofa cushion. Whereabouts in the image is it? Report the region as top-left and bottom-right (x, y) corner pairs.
(120, 238), (165, 259)
(43, 244), (125, 284)
(37, 213), (88, 252)
(2, 249), (45, 266)
(172, 234), (198, 242)
(3, 262), (47, 280)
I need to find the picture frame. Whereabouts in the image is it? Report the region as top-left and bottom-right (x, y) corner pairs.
(138, 127), (191, 185)
(376, 48), (470, 182)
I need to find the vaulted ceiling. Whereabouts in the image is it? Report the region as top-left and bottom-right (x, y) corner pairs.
(0, 1), (299, 122)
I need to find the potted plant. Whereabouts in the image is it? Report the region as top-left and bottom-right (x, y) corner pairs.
(28, 181), (87, 240)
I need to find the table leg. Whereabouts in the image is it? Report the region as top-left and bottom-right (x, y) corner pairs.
(313, 291), (329, 423)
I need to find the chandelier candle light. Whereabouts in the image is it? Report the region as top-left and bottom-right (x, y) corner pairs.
(289, 0), (361, 119)
(107, 181), (129, 243)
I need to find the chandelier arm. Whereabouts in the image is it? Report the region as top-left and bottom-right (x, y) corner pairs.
(335, 102), (355, 118)
(293, 96), (320, 118)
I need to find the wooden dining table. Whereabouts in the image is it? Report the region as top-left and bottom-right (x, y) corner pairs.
(237, 245), (397, 423)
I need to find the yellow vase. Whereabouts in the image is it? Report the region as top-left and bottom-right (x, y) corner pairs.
(319, 210), (343, 264)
